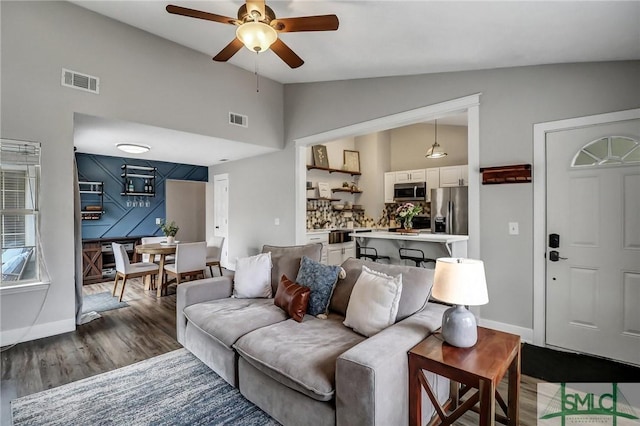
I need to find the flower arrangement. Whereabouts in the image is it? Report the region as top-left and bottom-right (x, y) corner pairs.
(396, 203), (422, 229)
(159, 220), (179, 237)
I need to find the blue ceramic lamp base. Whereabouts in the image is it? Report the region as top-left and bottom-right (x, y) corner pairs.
(441, 304), (478, 348)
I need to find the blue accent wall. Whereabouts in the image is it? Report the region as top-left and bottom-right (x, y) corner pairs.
(76, 153), (208, 239)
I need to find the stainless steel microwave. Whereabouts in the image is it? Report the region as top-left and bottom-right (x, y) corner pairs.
(394, 182), (427, 202)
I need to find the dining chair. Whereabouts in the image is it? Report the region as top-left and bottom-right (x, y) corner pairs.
(163, 241), (207, 292)
(112, 242), (160, 302)
(206, 236), (225, 277)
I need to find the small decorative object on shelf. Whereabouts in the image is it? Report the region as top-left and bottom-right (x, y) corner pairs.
(396, 202), (422, 230)
(159, 219), (179, 244)
(312, 145), (329, 168)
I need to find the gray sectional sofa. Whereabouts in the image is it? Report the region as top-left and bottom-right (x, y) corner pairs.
(176, 243), (449, 426)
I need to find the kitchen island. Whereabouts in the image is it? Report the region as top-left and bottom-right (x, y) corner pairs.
(349, 231), (468, 265)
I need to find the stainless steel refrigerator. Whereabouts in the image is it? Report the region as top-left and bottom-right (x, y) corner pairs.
(430, 187), (468, 235)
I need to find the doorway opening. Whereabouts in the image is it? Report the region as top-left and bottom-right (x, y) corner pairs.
(293, 93), (481, 260)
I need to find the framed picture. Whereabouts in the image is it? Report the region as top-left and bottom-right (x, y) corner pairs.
(312, 145), (330, 168)
(343, 150), (360, 172)
(317, 182), (331, 199)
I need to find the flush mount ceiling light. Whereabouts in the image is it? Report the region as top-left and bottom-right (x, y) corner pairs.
(116, 143), (150, 154)
(425, 120), (447, 159)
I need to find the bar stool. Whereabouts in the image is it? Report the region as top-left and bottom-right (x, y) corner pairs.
(359, 247), (391, 263)
(399, 248), (436, 268)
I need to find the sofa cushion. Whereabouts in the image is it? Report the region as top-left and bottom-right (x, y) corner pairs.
(234, 314), (365, 402)
(183, 298), (287, 350)
(233, 252), (273, 298)
(296, 256), (341, 316)
(330, 258), (434, 322)
(274, 275), (311, 322)
(343, 265), (403, 337)
(262, 243), (323, 295)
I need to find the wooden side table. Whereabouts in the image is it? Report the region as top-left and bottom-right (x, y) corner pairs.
(409, 327), (521, 426)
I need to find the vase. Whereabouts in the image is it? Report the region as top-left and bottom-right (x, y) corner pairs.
(166, 236), (176, 244)
(403, 217), (413, 230)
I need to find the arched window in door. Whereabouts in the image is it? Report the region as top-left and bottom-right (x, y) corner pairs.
(571, 136), (640, 167)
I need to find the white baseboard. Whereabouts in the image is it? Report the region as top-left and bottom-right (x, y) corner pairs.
(478, 318), (534, 344)
(0, 318), (75, 347)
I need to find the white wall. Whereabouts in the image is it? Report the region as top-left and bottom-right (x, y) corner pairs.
(282, 62), (640, 331)
(390, 123), (468, 170)
(166, 180), (206, 243)
(355, 131), (390, 220)
(0, 1), (283, 343)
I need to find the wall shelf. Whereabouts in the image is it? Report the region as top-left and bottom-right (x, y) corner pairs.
(332, 187), (362, 194)
(79, 181), (104, 220)
(306, 165), (361, 176)
(121, 164), (157, 196)
(307, 197), (341, 202)
(480, 164), (532, 185)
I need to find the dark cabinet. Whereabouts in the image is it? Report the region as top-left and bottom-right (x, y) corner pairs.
(81, 237), (140, 285)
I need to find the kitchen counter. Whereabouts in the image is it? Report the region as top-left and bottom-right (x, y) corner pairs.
(349, 231), (468, 260)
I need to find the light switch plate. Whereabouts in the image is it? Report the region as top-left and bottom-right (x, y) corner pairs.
(156, 218), (162, 225)
(509, 222), (519, 235)
(274, 218), (280, 226)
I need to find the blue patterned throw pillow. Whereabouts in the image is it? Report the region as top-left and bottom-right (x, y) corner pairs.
(295, 256), (341, 316)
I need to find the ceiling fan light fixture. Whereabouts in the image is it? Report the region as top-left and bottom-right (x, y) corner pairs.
(425, 120), (448, 159)
(236, 21), (278, 53)
(116, 143), (150, 154)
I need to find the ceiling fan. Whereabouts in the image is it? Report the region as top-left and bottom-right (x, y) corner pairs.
(166, 1), (339, 69)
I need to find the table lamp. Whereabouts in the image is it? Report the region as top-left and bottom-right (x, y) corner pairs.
(432, 258), (489, 348)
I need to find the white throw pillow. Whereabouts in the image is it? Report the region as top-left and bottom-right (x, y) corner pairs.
(343, 265), (403, 337)
(233, 252), (273, 298)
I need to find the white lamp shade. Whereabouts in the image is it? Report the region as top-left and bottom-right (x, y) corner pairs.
(236, 22), (278, 53)
(432, 258), (489, 306)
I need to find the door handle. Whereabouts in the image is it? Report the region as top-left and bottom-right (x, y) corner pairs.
(549, 250), (568, 262)
(215, 226), (220, 229)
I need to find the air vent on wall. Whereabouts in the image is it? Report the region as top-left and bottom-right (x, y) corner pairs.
(229, 112), (248, 128)
(61, 68), (100, 94)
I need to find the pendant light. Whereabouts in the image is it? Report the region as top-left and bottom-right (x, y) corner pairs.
(425, 120), (447, 159)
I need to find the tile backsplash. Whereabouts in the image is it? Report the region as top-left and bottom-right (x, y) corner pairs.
(306, 200), (431, 230)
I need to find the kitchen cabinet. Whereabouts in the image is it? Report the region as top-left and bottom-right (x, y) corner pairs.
(426, 168), (440, 202)
(306, 232), (329, 264)
(395, 169), (426, 184)
(384, 172), (396, 203)
(327, 241), (355, 266)
(439, 165), (468, 187)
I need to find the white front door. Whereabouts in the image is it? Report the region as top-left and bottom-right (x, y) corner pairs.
(213, 174), (229, 268)
(545, 118), (640, 365)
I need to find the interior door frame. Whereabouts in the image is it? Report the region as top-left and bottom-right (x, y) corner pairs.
(212, 173), (229, 268)
(532, 107), (640, 347)
(293, 93), (482, 264)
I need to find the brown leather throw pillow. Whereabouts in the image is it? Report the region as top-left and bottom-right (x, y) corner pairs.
(274, 275), (311, 323)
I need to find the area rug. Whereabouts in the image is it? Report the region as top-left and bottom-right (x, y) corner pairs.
(81, 291), (129, 314)
(522, 343), (640, 383)
(11, 349), (280, 426)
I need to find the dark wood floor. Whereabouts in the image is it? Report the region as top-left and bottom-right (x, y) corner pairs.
(1, 278), (543, 425)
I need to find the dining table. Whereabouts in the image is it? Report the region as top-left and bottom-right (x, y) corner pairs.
(135, 242), (177, 297)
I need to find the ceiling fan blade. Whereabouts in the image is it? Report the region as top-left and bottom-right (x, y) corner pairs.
(213, 38), (244, 62)
(245, 0), (266, 20)
(270, 38), (304, 69)
(166, 5), (237, 25)
(271, 15), (339, 32)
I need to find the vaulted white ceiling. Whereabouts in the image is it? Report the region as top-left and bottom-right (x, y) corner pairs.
(70, 1), (639, 166)
(72, 1), (640, 84)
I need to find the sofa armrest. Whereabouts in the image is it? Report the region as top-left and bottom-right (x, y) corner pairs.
(176, 275), (233, 345)
(335, 303), (449, 426)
